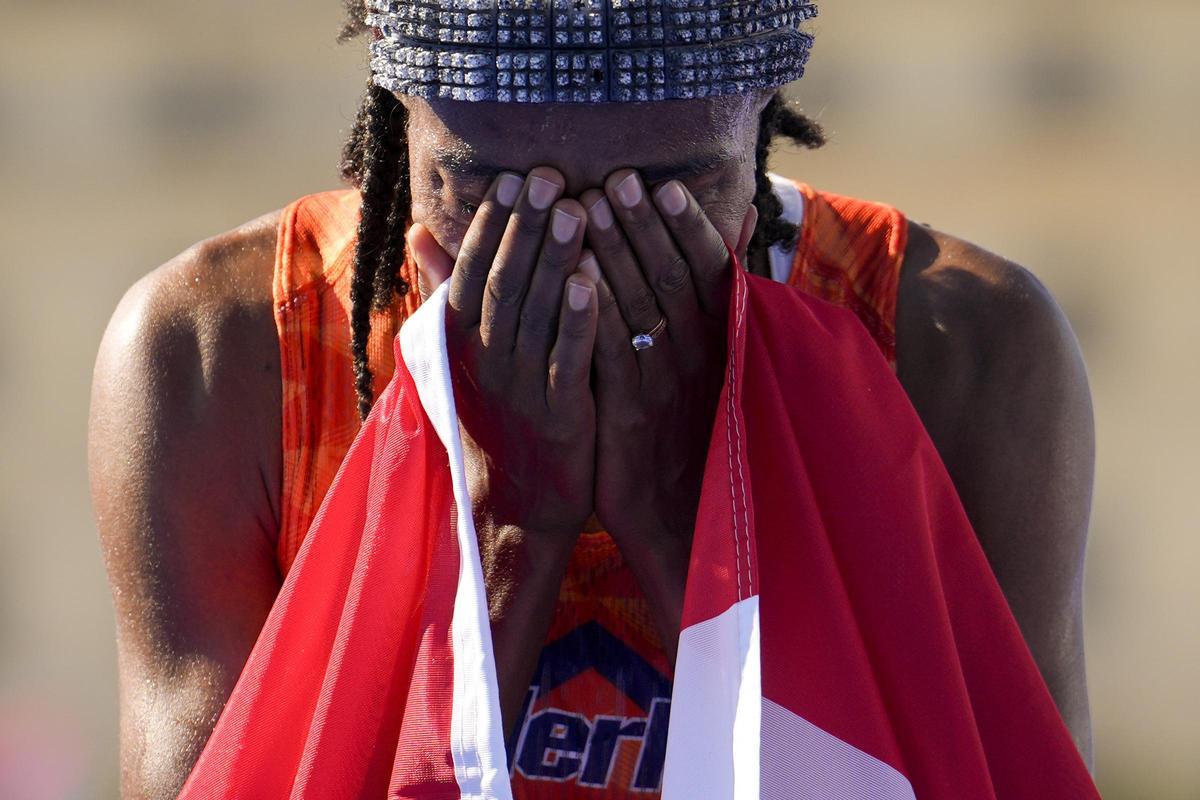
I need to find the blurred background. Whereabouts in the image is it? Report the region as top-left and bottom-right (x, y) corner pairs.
(0, 1), (1195, 797)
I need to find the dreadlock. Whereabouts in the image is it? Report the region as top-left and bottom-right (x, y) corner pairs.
(338, 3), (825, 419)
(749, 92), (827, 254)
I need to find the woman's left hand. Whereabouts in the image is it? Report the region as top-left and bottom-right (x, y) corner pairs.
(581, 171), (756, 658)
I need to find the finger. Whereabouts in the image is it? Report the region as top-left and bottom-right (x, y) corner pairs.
(604, 170), (701, 333)
(546, 272), (597, 413)
(581, 187), (665, 339)
(448, 171), (524, 329)
(406, 223), (453, 301)
(579, 250), (638, 389)
(515, 199), (586, 360)
(651, 179), (734, 317)
(480, 167), (565, 349)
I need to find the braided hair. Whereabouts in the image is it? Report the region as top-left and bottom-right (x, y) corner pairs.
(337, 3), (826, 419)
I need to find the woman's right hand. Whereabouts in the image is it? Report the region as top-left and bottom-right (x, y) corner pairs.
(434, 166), (598, 541)
(407, 167), (598, 736)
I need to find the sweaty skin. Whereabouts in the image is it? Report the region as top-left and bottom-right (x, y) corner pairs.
(89, 94), (1095, 798)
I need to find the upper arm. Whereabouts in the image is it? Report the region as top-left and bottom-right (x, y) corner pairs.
(896, 225), (1096, 768)
(88, 217), (283, 798)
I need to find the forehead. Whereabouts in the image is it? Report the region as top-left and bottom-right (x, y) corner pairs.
(403, 95), (759, 189)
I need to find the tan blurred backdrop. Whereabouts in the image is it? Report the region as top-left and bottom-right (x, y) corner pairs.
(0, 1), (1196, 798)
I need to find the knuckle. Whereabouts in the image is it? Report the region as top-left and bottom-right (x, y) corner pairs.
(558, 313), (592, 340)
(624, 287), (658, 320)
(474, 198), (509, 226)
(596, 286), (620, 313)
(558, 328), (589, 347)
(455, 253), (492, 282)
(593, 234), (627, 261)
(656, 255), (691, 294)
(519, 308), (559, 337)
(486, 276), (524, 307)
(621, 212), (658, 236)
(547, 360), (581, 389)
(537, 245), (574, 275)
(509, 211), (545, 240)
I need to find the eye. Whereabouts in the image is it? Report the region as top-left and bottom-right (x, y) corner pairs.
(456, 198), (480, 218)
(687, 183), (721, 206)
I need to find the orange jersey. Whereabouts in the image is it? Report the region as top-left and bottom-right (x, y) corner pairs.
(271, 180), (907, 797)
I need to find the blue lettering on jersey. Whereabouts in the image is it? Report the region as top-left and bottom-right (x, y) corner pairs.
(508, 622), (673, 792)
(516, 708), (591, 780)
(632, 699), (670, 792)
(579, 716), (646, 786)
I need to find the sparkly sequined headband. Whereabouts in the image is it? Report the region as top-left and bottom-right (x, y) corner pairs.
(366, 1), (818, 103)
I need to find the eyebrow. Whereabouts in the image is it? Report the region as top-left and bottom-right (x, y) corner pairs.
(434, 148), (732, 185)
(436, 148), (502, 180)
(639, 151), (731, 184)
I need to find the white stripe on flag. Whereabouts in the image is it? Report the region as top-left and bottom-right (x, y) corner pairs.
(761, 698), (916, 800)
(401, 284), (513, 800)
(662, 597), (761, 799)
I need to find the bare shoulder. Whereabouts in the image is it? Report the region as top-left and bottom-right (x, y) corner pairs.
(90, 208), (284, 491)
(103, 207), (283, 354)
(893, 218), (1094, 514)
(95, 208), (283, 362)
(892, 221), (1099, 465)
(90, 207), (285, 517)
(894, 221), (1088, 433)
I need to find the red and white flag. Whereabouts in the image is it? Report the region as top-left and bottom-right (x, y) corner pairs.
(181, 264), (1100, 799)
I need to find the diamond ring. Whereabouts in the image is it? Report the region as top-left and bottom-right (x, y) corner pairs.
(631, 317), (668, 351)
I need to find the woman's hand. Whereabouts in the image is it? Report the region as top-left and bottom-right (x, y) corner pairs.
(411, 166), (598, 543)
(580, 171), (756, 659)
(407, 166), (598, 739)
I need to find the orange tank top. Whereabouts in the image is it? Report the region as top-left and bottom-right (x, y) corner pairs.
(271, 180), (907, 797)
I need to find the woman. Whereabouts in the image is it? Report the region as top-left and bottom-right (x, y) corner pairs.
(89, 2), (1096, 797)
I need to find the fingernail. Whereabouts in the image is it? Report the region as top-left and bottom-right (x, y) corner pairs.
(578, 253), (601, 282)
(528, 176), (560, 210)
(615, 173), (643, 208)
(655, 181), (688, 217)
(588, 197), (614, 230)
(568, 281), (592, 311)
(552, 208), (580, 243)
(496, 173), (523, 207)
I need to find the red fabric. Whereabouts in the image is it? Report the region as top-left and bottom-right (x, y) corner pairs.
(737, 268), (1098, 798)
(178, 351), (458, 799)
(182, 259), (1099, 799)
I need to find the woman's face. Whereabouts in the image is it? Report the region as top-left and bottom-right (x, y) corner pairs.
(401, 92), (770, 259)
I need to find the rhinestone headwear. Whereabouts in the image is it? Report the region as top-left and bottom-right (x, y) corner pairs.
(366, 1), (819, 104)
